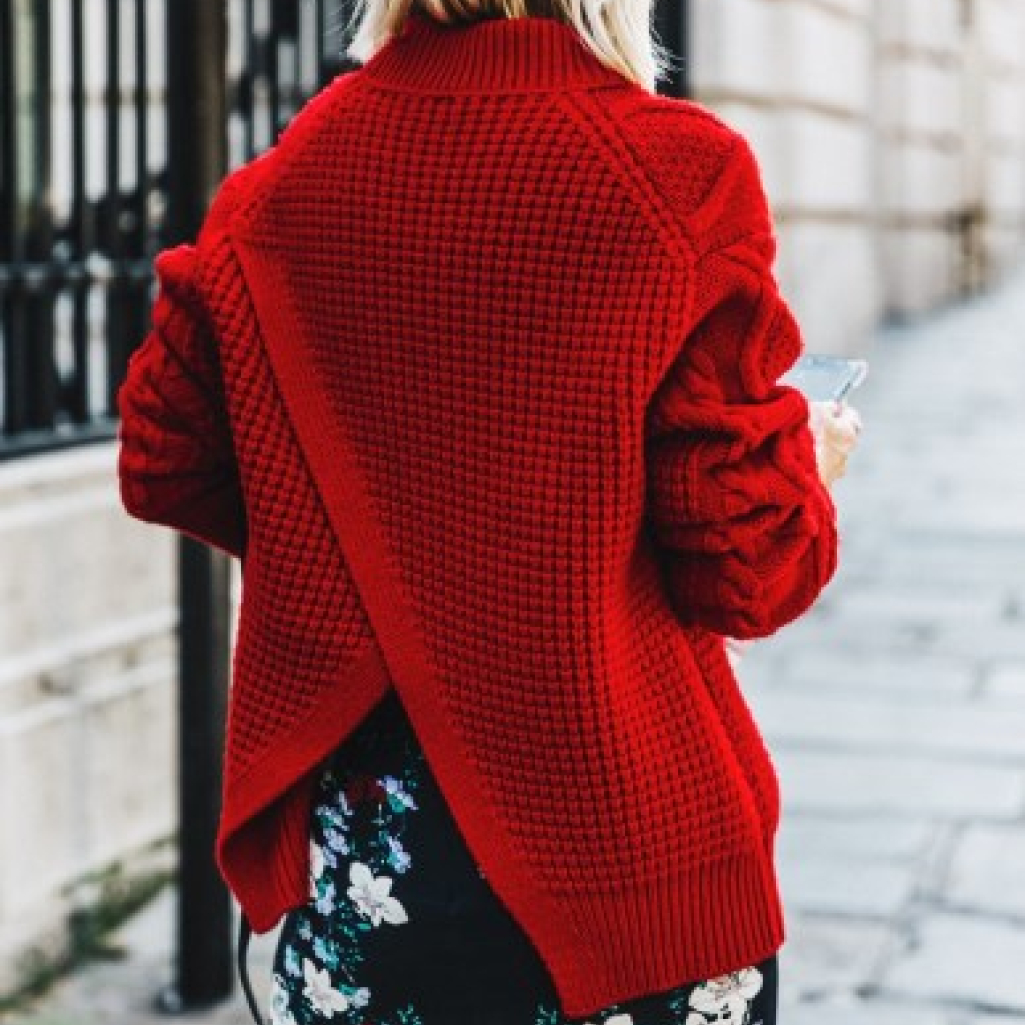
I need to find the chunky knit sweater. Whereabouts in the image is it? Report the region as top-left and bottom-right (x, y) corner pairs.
(116, 10), (839, 1017)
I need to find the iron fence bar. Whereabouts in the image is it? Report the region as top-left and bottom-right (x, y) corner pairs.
(315, 0), (327, 89)
(3, 0), (59, 436)
(100, 0), (154, 413)
(3, 0), (28, 436)
(68, 0), (91, 425)
(0, 0), (13, 264)
(134, 0), (149, 254)
(105, 0), (121, 257)
(267, 20), (281, 140)
(242, 0), (256, 159)
(0, 0), (15, 433)
(655, 0), (690, 98)
(104, 0), (128, 416)
(30, 0), (58, 433)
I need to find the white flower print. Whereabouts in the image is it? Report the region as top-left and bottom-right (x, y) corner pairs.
(268, 972), (296, 1025)
(309, 839), (326, 899)
(386, 834), (412, 873)
(582, 1015), (634, 1025)
(321, 802), (349, 828)
(347, 860), (409, 926)
(302, 957), (350, 1017)
(687, 966), (764, 1024)
(314, 880), (336, 916)
(283, 944), (302, 978)
(379, 774), (418, 810)
(324, 824), (349, 854)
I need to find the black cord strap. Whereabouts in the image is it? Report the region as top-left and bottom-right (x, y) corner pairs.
(237, 910), (266, 1025)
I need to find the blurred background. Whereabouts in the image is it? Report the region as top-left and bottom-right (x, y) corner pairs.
(2, 1), (1025, 1022)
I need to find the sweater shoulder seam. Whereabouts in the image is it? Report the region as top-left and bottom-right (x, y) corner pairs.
(555, 91), (700, 267)
(555, 94), (767, 386)
(552, 91), (702, 389)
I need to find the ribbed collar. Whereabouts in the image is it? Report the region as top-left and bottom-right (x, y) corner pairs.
(360, 9), (629, 93)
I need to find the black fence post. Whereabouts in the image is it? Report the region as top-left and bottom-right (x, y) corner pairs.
(656, 0), (690, 98)
(1, 0), (58, 439)
(158, 0), (236, 1013)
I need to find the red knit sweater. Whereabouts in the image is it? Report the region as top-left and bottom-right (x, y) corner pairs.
(116, 11), (839, 1016)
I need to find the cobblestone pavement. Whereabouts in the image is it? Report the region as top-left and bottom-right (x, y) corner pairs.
(6, 260), (1025, 1024)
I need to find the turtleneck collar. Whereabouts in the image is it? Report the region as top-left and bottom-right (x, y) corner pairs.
(359, 9), (630, 93)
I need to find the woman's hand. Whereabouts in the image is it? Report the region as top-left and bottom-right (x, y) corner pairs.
(808, 399), (863, 487)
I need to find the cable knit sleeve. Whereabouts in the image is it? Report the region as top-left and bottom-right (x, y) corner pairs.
(644, 144), (839, 639)
(116, 241), (247, 561)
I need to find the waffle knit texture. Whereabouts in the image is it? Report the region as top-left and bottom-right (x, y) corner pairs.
(116, 11), (839, 1017)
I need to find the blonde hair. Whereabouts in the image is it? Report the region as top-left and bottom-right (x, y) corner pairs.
(341, 0), (678, 93)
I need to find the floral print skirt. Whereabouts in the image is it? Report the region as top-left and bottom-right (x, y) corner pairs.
(269, 687), (779, 1025)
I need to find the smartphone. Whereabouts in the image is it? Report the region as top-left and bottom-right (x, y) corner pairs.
(779, 354), (869, 403)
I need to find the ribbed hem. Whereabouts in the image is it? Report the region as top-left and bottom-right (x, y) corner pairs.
(361, 10), (629, 93)
(541, 849), (785, 1017)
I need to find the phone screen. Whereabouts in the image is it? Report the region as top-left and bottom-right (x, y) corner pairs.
(780, 355), (868, 403)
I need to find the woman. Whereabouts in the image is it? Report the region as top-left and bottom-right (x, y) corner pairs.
(115, 0), (861, 1022)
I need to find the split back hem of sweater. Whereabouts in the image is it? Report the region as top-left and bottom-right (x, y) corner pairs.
(216, 631), (787, 1017)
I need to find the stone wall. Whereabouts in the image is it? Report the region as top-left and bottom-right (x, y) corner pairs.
(690, 0), (1025, 347)
(0, 445), (239, 996)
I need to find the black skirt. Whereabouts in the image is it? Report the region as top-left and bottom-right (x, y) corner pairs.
(267, 687), (779, 1025)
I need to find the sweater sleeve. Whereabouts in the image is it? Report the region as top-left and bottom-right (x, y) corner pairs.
(644, 157), (839, 639)
(116, 241), (247, 561)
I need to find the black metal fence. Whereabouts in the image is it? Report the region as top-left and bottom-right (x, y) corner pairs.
(0, 0), (354, 462)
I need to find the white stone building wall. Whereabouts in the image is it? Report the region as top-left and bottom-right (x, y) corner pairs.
(0, 446), (220, 994)
(690, 0), (1025, 349)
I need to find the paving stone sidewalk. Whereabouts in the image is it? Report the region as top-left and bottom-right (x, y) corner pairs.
(6, 260), (1025, 1025)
